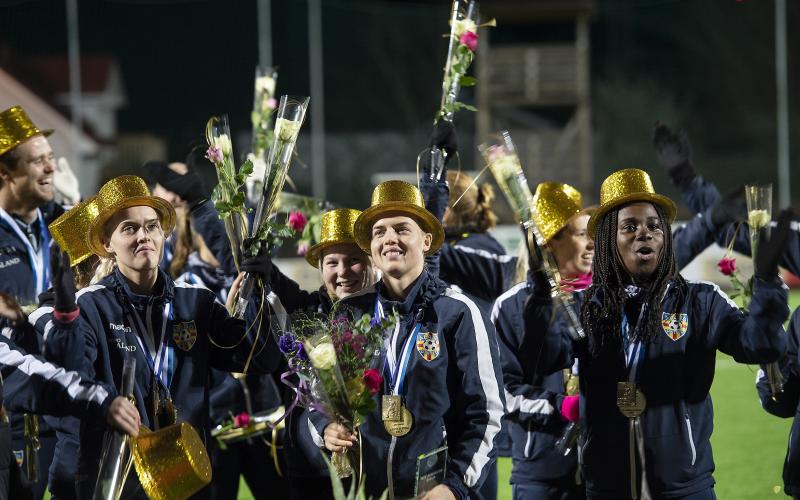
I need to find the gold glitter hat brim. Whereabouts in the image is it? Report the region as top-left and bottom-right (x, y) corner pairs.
(0, 106), (53, 157)
(86, 175), (177, 258)
(532, 182), (584, 242)
(587, 168), (676, 237)
(305, 208), (365, 268)
(132, 422), (212, 500)
(354, 202), (444, 256)
(48, 196), (100, 267)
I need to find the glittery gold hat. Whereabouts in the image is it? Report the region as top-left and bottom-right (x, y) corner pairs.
(48, 197), (100, 267)
(587, 168), (676, 236)
(0, 106), (53, 157)
(132, 422), (212, 500)
(353, 180), (444, 255)
(532, 182), (585, 242)
(305, 208), (364, 268)
(86, 175), (177, 258)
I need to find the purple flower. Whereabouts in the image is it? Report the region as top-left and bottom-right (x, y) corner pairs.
(370, 315), (381, 327)
(205, 145), (223, 164)
(296, 342), (308, 361)
(279, 332), (298, 354)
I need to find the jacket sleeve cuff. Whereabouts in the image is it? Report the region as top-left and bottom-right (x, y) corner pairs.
(53, 307), (80, 324)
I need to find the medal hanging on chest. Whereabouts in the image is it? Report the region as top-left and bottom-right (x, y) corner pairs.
(618, 311), (647, 419)
(382, 395), (413, 437)
(616, 381), (647, 418)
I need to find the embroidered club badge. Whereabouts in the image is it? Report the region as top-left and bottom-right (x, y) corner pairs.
(661, 313), (688, 341)
(173, 321), (198, 351)
(416, 331), (440, 361)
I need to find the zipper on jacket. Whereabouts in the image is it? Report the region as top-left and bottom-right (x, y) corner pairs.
(524, 421), (533, 458)
(684, 414), (697, 466)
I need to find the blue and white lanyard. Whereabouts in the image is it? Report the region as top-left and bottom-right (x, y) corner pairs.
(621, 310), (646, 384)
(0, 208), (50, 295)
(128, 302), (174, 389)
(374, 299), (420, 396)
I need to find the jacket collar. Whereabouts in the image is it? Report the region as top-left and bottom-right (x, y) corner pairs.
(376, 270), (447, 318)
(109, 266), (175, 309)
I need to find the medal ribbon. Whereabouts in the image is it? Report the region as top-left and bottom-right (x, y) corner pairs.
(0, 208), (50, 296)
(621, 305), (647, 384)
(128, 302), (173, 388)
(374, 298), (420, 395)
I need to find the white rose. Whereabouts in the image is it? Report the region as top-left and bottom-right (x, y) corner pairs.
(453, 18), (477, 37)
(214, 134), (233, 156)
(276, 118), (302, 142)
(256, 75), (276, 96)
(307, 342), (337, 370)
(748, 209), (770, 229)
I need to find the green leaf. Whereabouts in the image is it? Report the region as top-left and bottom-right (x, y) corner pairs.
(239, 159), (254, 177)
(459, 75), (477, 87)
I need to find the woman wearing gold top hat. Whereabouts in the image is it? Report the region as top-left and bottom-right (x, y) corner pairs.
(257, 207), (375, 499)
(522, 168), (794, 499)
(44, 175), (280, 499)
(310, 180), (505, 500)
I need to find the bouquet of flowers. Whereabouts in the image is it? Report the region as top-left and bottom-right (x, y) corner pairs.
(277, 310), (397, 479)
(246, 66), (279, 206)
(480, 130), (585, 340)
(205, 115), (252, 273)
(232, 95), (310, 318)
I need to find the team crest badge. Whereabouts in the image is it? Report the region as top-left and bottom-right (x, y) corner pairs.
(416, 331), (440, 362)
(173, 321), (198, 351)
(13, 450), (23, 467)
(661, 313), (688, 341)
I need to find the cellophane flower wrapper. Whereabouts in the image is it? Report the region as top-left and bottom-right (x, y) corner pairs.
(480, 131), (534, 222)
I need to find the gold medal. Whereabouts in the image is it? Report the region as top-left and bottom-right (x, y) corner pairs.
(616, 381), (647, 418)
(163, 397), (178, 426)
(563, 370), (579, 396)
(382, 395), (402, 422)
(384, 406), (413, 437)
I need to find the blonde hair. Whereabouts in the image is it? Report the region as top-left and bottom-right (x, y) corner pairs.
(91, 257), (116, 284)
(445, 171), (498, 233)
(169, 208), (193, 278)
(512, 238), (529, 285)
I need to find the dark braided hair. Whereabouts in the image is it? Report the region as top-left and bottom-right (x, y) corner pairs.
(580, 203), (687, 356)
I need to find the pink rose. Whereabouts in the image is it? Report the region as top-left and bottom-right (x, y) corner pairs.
(267, 97), (278, 110)
(296, 242), (310, 256)
(363, 368), (383, 396)
(233, 411), (250, 428)
(560, 395), (580, 423)
(717, 257), (737, 276)
(459, 31), (478, 52)
(205, 146), (223, 164)
(288, 211), (308, 232)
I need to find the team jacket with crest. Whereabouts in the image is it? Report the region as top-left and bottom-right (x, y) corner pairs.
(491, 278), (579, 488)
(44, 267), (279, 498)
(308, 270), (505, 500)
(756, 305), (800, 497)
(680, 175), (800, 276)
(522, 277), (788, 498)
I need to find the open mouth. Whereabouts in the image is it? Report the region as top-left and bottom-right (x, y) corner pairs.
(382, 248), (404, 259)
(336, 279), (357, 290)
(37, 178), (52, 188)
(635, 247), (656, 262)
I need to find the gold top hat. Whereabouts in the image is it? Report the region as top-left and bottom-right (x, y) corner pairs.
(0, 106), (53, 158)
(587, 168), (676, 236)
(86, 175), (177, 258)
(353, 180), (444, 256)
(305, 208), (364, 268)
(532, 182), (584, 242)
(48, 197), (100, 267)
(132, 422), (212, 500)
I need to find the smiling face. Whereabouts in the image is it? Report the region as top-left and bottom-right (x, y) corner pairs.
(0, 135), (55, 206)
(320, 243), (372, 299)
(616, 202), (665, 283)
(102, 206), (165, 274)
(548, 214), (594, 278)
(369, 214), (431, 280)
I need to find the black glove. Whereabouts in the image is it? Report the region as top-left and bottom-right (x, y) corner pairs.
(430, 119), (459, 159)
(143, 160), (207, 207)
(50, 245), (76, 313)
(754, 208), (795, 281)
(709, 186), (747, 227)
(653, 123), (696, 188)
(521, 223), (552, 296)
(239, 239), (273, 281)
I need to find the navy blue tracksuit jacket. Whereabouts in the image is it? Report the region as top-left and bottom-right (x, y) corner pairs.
(308, 271), (506, 499)
(492, 279), (580, 490)
(757, 305), (800, 497)
(45, 267), (279, 498)
(523, 277), (788, 498)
